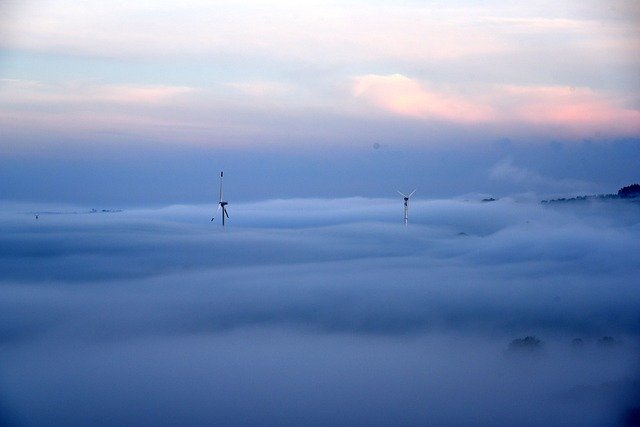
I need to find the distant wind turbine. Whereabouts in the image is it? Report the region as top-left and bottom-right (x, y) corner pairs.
(211, 171), (229, 226)
(397, 189), (416, 225)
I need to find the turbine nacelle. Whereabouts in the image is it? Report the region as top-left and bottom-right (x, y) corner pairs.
(212, 171), (230, 226)
(397, 189), (416, 199)
(397, 189), (416, 225)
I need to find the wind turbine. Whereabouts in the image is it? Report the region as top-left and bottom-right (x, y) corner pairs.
(211, 171), (229, 226)
(397, 189), (416, 225)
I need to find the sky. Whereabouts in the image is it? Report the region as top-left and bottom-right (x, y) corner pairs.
(1, 198), (640, 425)
(0, 0), (639, 204)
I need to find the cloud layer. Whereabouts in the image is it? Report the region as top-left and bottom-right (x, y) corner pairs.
(1, 197), (639, 425)
(1, 0), (639, 148)
(352, 74), (640, 137)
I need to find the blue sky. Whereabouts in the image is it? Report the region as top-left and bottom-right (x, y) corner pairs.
(0, 0), (639, 203)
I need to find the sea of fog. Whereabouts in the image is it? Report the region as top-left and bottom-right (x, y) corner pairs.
(1, 197), (639, 426)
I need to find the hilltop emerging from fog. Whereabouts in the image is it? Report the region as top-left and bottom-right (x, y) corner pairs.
(542, 183), (640, 204)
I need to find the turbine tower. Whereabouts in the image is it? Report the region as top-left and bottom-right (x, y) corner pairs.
(212, 171), (229, 226)
(397, 189), (416, 225)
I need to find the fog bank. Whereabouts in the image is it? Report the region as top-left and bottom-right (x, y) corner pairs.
(1, 197), (639, 426)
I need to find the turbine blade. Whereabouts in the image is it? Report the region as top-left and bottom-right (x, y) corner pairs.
(397, 190), (407, 197)
(224, 207), (229, 218)
(219, 171), (224, 202)
(408, 189), (416, 198)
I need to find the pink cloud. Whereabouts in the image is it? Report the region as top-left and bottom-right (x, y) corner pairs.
(501, 85), (640, 135)
(352, 74), (640, 138)
(353, 74), (495, 123)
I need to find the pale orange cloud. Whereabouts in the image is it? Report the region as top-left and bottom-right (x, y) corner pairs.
(353, 74), (495, 123)
(352, 74), (640, 137)
(500, 85), (640, 135)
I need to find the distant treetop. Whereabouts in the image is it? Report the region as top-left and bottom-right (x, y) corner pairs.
(508, 336), (542, 352)
(541, 183), (640, 204)
(618, 184), (640, 198)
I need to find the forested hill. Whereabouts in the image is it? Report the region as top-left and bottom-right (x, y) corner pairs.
(542, 184), (640, 204)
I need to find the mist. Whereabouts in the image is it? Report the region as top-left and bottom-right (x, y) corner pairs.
(2, 138), (639, 206)
(1, 197), (639, 426)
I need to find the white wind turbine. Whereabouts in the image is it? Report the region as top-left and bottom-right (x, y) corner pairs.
(397, 189), (416, 225)
(211, 171), (229, 226)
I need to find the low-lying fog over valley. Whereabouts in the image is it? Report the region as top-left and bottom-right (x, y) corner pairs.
(1, 196), (639, 426)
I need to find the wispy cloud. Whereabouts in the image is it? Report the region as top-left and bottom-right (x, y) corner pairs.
(3, 0), (636, 67)
(0, 1), (508, 62)
(226, 81), (294, 98)
(0, 79), (195, 106)
(488, 158), (596, 195)
(500, 85), (640, 135)
(353, 74), (495, 123)
(1, 1), (638, 147)
(352, 74), (640, 137)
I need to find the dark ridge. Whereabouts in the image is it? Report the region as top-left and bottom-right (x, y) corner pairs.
(618, 183), (640, 199)
(541, 184), (640, 204)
